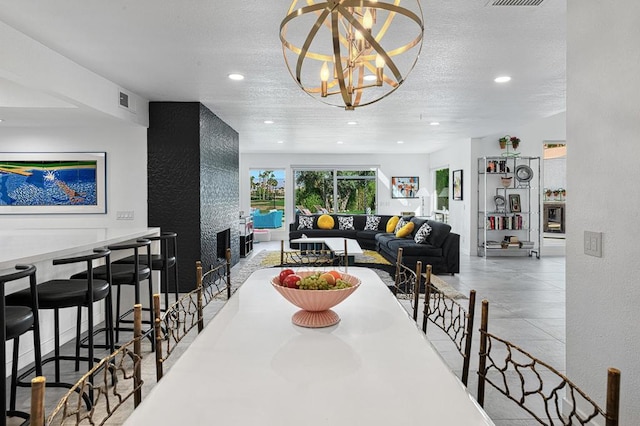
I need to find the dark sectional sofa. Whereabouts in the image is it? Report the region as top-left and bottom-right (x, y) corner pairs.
(289, 214), (460, 275)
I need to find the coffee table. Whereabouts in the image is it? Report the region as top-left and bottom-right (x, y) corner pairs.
(290, 237), (363, 265)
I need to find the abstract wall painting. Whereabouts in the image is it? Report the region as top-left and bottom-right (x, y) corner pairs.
(0, 152), (106, 214)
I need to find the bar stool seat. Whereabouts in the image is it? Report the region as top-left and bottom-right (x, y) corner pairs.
(11, 279), (110, 308)
(5, 306), (34, 338)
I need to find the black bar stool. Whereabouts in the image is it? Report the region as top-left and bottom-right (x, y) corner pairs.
(115, 231), (179, 310)
(73, 239), (153, 343)
(1, 264), (42, 426)
(6, 249), (112, 400)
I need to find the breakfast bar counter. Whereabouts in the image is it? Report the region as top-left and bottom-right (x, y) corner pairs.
(124, 267), (494, 425)
(0, 227), (160, 270)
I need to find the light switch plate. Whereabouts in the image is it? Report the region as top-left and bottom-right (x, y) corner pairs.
(584, 231), (602, 257)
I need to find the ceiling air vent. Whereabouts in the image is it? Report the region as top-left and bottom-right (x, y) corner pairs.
(487, 0), (544, 6)
(118, 88), (136, 114)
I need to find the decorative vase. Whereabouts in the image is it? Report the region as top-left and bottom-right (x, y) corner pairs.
(501, 177), (513, 188)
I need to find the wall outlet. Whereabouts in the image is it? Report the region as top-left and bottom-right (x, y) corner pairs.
(584, 231), (602, 257)
(116, 211), (135, 220)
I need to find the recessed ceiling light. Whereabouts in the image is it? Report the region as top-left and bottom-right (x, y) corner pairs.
(337, 141), (344, 144)
(264, 120), (274, 124)
(429, 122), (440, 126)
(277, 140), (284, 144)
(347, 121), (358, 125)
(397, 140), (404, 144)
(363, 74), (377, 82)
(494, 76), (511, 83)
(228, 73), (244, 81)
(0, 119), (3, 123)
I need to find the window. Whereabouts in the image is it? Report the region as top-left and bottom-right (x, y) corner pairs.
(250, 169), (285, 227)
(294, 168), (377, 215)
(434, 167), (449, 222)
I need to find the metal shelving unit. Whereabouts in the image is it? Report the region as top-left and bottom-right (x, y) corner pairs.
(477, 156), (541, 258)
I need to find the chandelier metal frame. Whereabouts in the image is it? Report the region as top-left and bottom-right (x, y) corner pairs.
(280, 0), (424, 110)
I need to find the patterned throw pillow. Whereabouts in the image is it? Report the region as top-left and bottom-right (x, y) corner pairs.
(338, 216), (355, 230)
(297, 215), (314, 230)
(414, 223), (433, 244)
(395, 218), (407, 234)
(364, 215), (381, 231)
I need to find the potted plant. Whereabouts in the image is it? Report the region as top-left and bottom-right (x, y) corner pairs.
(510, 136), (520, 150)
(545, 189), (552, 200)
(499, 136), (509, 149)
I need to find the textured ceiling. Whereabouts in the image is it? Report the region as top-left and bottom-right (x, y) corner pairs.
(0, 0), (566, 154)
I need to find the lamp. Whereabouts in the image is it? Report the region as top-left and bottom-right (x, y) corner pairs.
(280, 1), (424, 110)
(415, 187), (431, 217)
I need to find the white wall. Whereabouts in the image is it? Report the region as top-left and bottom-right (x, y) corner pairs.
(240, 153), (430, 241)
(429, 140), (471, 255)
(0, 125), (148, 229)
(567, 1), (640, 423)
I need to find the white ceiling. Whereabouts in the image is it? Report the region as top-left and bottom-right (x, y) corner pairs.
(0, 0), (566, 154)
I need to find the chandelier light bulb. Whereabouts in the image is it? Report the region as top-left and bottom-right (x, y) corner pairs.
(363, 9), (373, 30)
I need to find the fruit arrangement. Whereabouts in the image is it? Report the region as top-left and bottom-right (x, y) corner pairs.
(277, 269), (352, 290)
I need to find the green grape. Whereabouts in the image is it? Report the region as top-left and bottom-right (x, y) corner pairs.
(297, 274), (352, 290)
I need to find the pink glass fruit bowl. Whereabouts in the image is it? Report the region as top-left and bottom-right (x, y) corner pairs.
(271, 271), (361, 328)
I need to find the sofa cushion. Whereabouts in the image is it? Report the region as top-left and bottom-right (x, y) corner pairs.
(317, 214), (335, 230)
(426, 220), (452, 247)
(414, 223), (432, 244)
(352, 215), (367, 230)
(364, 215), (381, 231)
(297, 215), (315, 230)
(355, 230), (380, 241)
(386, 216), (399, 233)
(337, 216), (355, 230)
(395, 221), (415, 238)
(385, 239), (443, 257)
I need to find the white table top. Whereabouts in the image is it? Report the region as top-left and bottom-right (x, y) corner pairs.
(290, 236), (364, 255)
(124, 267), (494, 426)
(0, 227), (160, 270)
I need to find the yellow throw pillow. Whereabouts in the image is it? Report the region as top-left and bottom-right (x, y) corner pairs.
(386, 216), (400, 233)
(317, 214), (335, 230)
(395, 221), (415, 238)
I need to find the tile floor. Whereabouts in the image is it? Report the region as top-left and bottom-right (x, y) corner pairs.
(6, 239), (566, 425)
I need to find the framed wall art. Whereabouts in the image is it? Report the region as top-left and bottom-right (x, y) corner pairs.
(509, 194), (521, 213)
(0, 152), (107, 214)
(391, 176), (419, 198)
(452, 169), (463, 200)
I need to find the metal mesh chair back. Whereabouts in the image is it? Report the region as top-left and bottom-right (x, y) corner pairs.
(421, 264), (476, 386)
(31, 304), (144, 426)
(279, 240), (341, 267)
(477, 299), (621, 425)
(392, 248), (422, 321)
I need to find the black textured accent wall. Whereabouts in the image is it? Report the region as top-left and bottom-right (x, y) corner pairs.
(148, 102), (239, 291)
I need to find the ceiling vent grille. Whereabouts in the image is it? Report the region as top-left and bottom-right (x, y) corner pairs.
(488, 0), (544, 6)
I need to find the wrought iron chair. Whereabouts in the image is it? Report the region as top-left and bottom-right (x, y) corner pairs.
(477, 299), (621, 425)
(392, 248), (422, 321)
(154, 250), (233, 380)
(279, 240), (342, 268)
(30, 304), (144, 426)
(153, 290), (200, 381)
(421, 264), (476, 386)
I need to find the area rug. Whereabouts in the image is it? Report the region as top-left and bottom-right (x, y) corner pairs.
(231, 249), (466, 300)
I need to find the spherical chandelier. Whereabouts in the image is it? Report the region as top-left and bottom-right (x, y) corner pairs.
(280, 0), (424, 110)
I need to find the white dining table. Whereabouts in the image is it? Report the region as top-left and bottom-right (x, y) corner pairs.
(124, 267), (494, 426)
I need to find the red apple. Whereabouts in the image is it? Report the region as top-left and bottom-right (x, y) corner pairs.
(283, 274), (302, 289)
(278, 269), (295, 285)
